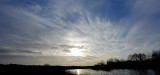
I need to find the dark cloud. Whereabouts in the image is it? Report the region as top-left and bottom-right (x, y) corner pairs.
(0, 48), (42, 54)
(59, 45), (85, 49)
(62, 49), (71, 53)
(0, 49), (11, 53)
(85, 55), (98, 60)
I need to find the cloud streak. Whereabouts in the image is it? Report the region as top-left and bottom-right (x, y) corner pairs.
(0, 0), (160, 65)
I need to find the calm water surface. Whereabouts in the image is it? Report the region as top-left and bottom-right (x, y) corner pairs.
(66, 69), (160, 75)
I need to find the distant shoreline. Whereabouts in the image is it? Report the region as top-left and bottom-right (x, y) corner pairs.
(1, 50), (160, 74)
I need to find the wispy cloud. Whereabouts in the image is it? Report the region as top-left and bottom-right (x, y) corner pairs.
(0, 0), (160, 65)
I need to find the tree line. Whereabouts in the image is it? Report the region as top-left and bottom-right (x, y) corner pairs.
(94, 50), (160, 70)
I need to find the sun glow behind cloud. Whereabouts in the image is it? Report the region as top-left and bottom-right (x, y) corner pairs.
(70, 48), (83, 56)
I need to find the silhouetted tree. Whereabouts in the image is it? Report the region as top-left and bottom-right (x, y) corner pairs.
(44, 64), (50, 66)
(128, 53), (146, 61)
(128, 53), (138, 61)
(138, 53), (146, 61)
(94, 50), (160, 70)
(95, 61), (105, 66)
(107, 58), (119, 64)
(152, 50), (160, 59)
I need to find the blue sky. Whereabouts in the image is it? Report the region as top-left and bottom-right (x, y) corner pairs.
(0, 0), (160, 66)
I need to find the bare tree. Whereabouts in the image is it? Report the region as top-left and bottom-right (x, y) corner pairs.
(96, 61), (105, 66)
(128, 53), (146, 61)
(152, 50), (160, 59)
(107, 58), (119, 64)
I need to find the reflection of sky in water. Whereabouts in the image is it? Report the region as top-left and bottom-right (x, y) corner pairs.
(67, 69), (160, 75)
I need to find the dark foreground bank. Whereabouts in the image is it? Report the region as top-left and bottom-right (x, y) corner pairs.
(0, 64), (91, 74)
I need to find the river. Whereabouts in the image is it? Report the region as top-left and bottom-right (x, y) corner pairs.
(66, 69), (160, 75)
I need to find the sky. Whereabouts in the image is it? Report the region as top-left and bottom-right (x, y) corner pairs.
(0, 0), (160, 66)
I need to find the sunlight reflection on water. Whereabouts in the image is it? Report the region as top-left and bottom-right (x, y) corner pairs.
(77, 69), (80, 75)
(66, 69), (160, 75)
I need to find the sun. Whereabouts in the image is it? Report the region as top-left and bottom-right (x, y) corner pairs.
(70, 48), (82, 56)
